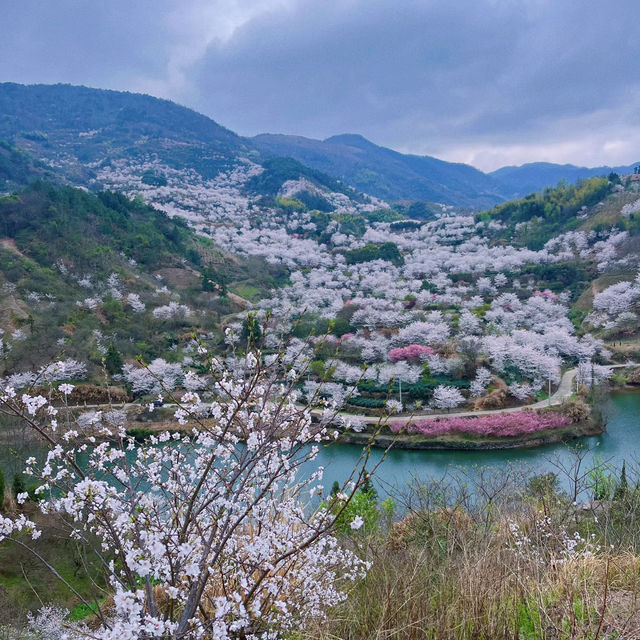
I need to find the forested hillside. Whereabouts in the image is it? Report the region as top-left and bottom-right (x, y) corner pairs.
(0, 180), (286, 381)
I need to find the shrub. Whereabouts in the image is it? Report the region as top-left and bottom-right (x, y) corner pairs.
(392, 410), (571, 438)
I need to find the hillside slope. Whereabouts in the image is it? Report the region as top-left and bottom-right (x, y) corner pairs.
(0, 179), (285, 378)
(0, 83), (255, 187)
(490, 161), (640, 198)
(253, 133), (505, 207)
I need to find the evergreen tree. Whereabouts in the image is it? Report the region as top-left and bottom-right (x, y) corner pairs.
(614, 461), (629, 501)
(105, 344), (124, 375)
(12, 472), (26, 499)
(0, 468), (5, 511)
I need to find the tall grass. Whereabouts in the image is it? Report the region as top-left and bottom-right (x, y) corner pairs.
(311, 455), (640, 639)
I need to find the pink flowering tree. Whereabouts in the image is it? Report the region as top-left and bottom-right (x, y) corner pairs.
(0, 346), (372, 639)
(391, 410), (571, 438)
(388, 344), (435, 362)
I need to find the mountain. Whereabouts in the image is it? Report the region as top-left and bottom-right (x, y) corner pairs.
(0, 140), (58, 191)
(0, 83), (377, 209)
(490, 161), (639, 199)
(252, 133), (506, 208)
(0, 82), (255, 184)
(0, 83), (636, 211)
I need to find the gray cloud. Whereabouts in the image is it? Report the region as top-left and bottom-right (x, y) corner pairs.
(2, 0), (640, 169)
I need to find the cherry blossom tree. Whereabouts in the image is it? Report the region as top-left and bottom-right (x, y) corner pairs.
(388, 344), (435, 362)
(470, 367), (492, 398)
(577, 360), (613, 387)
(0, 347), (373, 640)
(431, 385), (465, 411)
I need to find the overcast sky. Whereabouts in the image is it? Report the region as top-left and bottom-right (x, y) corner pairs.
(1, 0), (639, 171)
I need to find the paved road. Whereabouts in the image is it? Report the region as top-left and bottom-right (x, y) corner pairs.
(65, 363), (638, 427)
(310, 363), (638, 426)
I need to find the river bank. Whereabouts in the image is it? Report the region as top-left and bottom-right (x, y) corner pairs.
(336, 417), (603, 450)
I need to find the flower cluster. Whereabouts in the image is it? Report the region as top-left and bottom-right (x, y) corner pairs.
(0, 350), (372, 639)
(392, 410), (571, 438)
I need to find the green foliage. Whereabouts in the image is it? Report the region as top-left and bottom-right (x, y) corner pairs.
(587, 454), (616, 501)
(343, 241), (404, 266)
(69, 599), (107, 622)
(480, 177), (612, 248)
(526, 472), (560, 503)
(568, 308), (587, 331)
(625, 211), (640, 235)
(332, 212), (367, 237)
(361, 472), (377, 499)
(0, 468), (4, 511)
(240, 313), (262, 348)
(294, 190), (332, 212)
(308, 210), (331, 234)
(0, 182), (198, 271)
(12, 473), (26, 499)
(140, 170), (167, 187)
(102, 297), (124, 323)
(275, 196), (305, 212)
(26, 482), (43, 502)
(0, 141), (56, 190)
(395, 200), (440, 220)
(310, 360), (329, 381)
(348, 396), (386, 408)
(105, 344), (124, 375)
(331, 487), (380, 536)
(614, 461), (629, 502)
(246, 156), (357, 199)
(389, 219), (422, 232)
(329, 316), (353, 337)
(363, 208), (405, 223)
(471, 303), (491, 319)
(125, 427), (157, 441)
(356, 376), (468, 401)
(527, 261), (592, 292)
(201, 267), (227, 295)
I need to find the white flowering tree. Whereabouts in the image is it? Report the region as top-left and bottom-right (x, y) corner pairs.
(431, 385), (465, 411)
(0, 346), (373, 639)
(577, 360), (613, 388)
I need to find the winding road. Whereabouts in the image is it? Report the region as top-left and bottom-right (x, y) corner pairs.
(311, 363), (638, 426)
(64, 364), (637, 427)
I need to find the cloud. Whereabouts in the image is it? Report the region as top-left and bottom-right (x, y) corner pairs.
(2, 0), (640, 170)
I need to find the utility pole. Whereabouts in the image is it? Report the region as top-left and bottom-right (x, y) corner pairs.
(548, 376), (552, 407)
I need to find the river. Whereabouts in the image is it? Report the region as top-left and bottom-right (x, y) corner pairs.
(2, 391), (639, 497)
(314, 390), (640, 496)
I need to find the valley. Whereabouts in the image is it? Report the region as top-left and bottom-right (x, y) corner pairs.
(1, 82), (640, 638)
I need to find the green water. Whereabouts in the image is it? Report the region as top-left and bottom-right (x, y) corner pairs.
(314, 391), (640, 495)
(2, 391), (639, 496)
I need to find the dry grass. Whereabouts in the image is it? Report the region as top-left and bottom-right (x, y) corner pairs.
(309, 465), (640, 640)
